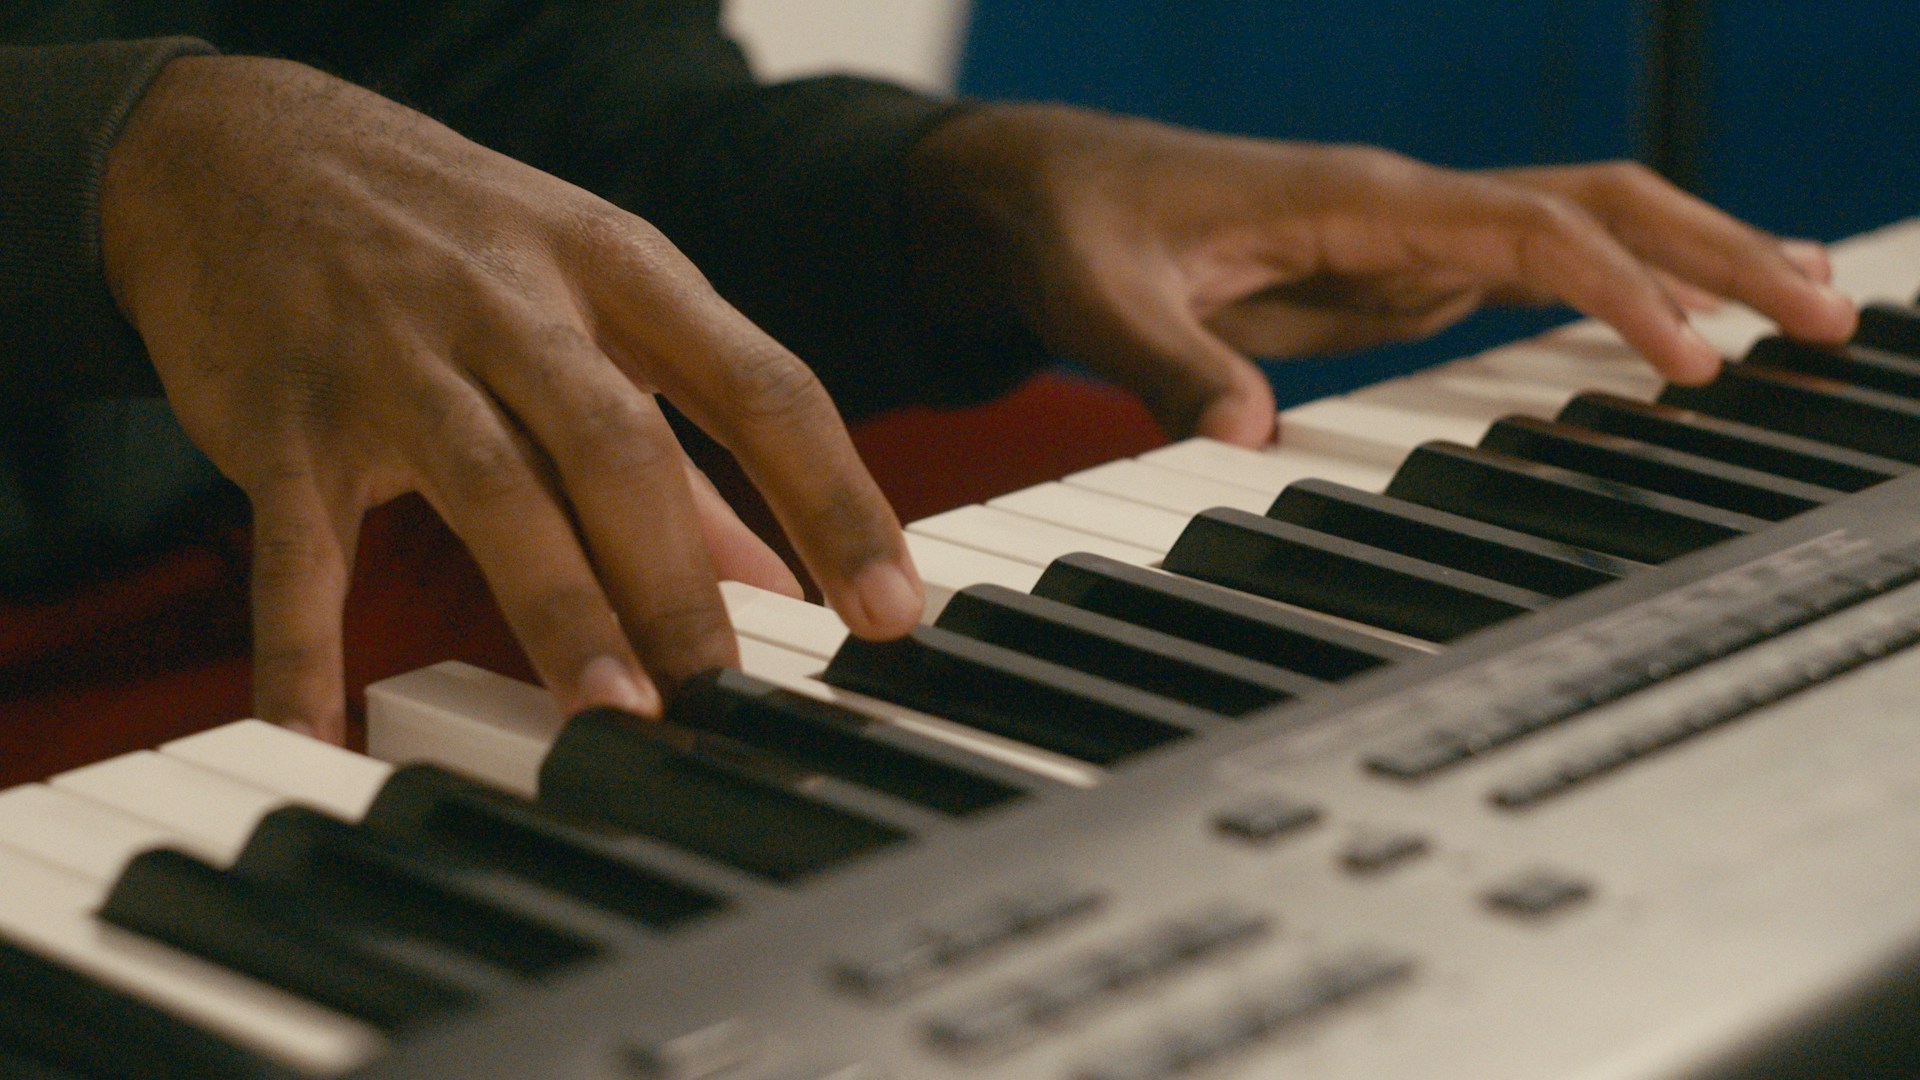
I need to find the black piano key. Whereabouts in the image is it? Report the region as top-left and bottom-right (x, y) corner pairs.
(1030, 552), (1417, 681)
(934, 584), (1321, 716)
(1385, 442), (1763, 564)
(1267, 479), (1636, 598)
(0, 937), (295, 1080)
(1160, 508), (1548, 643)
(1658, 364), (1920, 464)
(232, 806), (604, 981)
(363, 765), (730, 929)
(1479, 415), (1840, 520)
(100, 849), (475, 1033)
(666, 669), (1031, 815)
(538, 707), (911, 882)
(822, 625), (1219, 766)
(1854, 301), (1920, 356)
(1744, 334), (1920, 398)
(1555, 392), (1908, 493)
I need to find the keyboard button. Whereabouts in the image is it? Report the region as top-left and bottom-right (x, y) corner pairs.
(1386, 441), (1762, 563)
(1659, 363), (1920, 464)
(1163, 507), (1548, 642)
(989, 481), (1191, 553)
(1484, 872), (1593, 920)
(1268, 479), (1635, 598)
(1853, 301), (1920, 356)
(1032, 553), (1422, 680)
(1555, 392), (1909, 492)
(910, 503), (1160, 568)
(935, 585), (1322, 716)
(824, 626), (1217, 765)
(1480, 415), (1840, 520)
(1745, 334), (1920, 398)
(1341, 833), (1431, 875)
(537, 708), (911, 881)
(1213, 796), (1322, 845)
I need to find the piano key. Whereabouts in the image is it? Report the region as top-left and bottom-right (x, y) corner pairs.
(358, 765), (735, 930)
(719, 580), (847, 658)
(988, 482), (1190, 553)
(1659, 363), (1920, 464)
(1553, 392), (1909, 493)
(1029, 552), (1425, 681)
(904, 532), (1043, 619)
(1852, 301), (1920, 356)
(1278, 396), (1493, 467)
(1059, 459), (1272, 516)
(1266, 479), (1636, 598)
(666, 668), (1032, 815)
(822, 625), (1220, 766)
(933, 584), (1322, 715)
(1745, 333), (1920, 399)
(1477, 415), (1842, 520)
(100, 848), (477, 1033)
(1455, 337), (1664, 397)
(0, 785), (192, 883)
(909, 504), (1160, 567)
(0, 934), (301, 1080)
(0, 846), (380, 1074)
(1140, 438), (1393, 496)
(1160, 508), (1547, 643)
(159, 720), (393, 823)
(536, 708), (913, 882)
(1385, 442), (1764, 564)
(48, 754), (290, 866)
(730, 639), (1104, 790)
(1348, 368), (1589, 427)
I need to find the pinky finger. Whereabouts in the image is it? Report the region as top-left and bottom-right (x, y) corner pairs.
(247, 484), (358, 744)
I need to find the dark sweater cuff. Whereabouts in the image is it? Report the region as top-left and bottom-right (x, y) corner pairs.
(0, 37), (215, 405)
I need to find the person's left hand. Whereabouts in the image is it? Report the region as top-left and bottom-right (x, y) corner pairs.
(905, 103), (1859, 446)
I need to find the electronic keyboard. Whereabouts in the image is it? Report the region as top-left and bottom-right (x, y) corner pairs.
(7, 218), (1920, 1080)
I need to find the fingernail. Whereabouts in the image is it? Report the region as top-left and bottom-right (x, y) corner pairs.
(577, 655), (660, 716)
(853, 560), (923, 632)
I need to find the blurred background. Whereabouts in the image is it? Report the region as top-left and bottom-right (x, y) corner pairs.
(726, 0), (1920, 403)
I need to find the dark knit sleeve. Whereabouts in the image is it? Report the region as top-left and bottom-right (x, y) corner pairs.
(213, 0), (1051, 419)
(0, 37), (213, 405)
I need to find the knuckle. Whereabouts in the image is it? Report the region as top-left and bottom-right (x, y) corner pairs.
(566, 396), (680, 480)
(436, 426), (535, 505)
(632, 593), (737, 679)
(719, 343), (833, 424)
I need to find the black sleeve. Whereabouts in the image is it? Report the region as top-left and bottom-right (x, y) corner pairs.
(212, 0), (1052, 418)
(0, 37), (211, 405)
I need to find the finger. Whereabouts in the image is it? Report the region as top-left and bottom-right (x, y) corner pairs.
(1509, 164), (1855, 343)
(248, 480), (356, 744)
(581, 242), (922, 639)
(682, 456), (805, 599)
(1781, 238), (1835, 284)
(397, 364), (664, 717)
(1653, 269), (1723, 313)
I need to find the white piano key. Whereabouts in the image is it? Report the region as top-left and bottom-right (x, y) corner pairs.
(1347, 366), (1579, 425)
(0, 845), (381, 1075)
(1456, 337), (1663, 397)
(1141, 438), (1393, 496)
(49, 753), (289, 866)
(365, 660), (563, 797)
(735, 637), (1102, 789)
(1278, 396), (1492, 466)
(1061, 458), (1273, 516)
(160, 720), (393, 822)
(904, 532), (1043, 619)
(0, 785), (188, 883)
(987, 482), (1191, 554)
(719, 580), (848, 659)
(910, 504), (1160, 568)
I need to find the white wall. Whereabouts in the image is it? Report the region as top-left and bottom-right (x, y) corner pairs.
(721, 0), (971, 94)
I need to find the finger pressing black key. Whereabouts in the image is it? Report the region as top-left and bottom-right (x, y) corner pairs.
(1386, 442), (1762, 564)
(538, 708), (910, 882)
(1479, 415), (1840, 520)
(1745, 335), (1920, 398)
(934, 585), (1321, 716)
(362, 765), (728, 929)
(1031, 552), (1417, 680)
(1162, 508), (1548, 643)
(0, 936), (295, 1080)
(823, 626), (1219, 766)
(1853, 301), (1920, 357)
(666, 669), (1033, 815)
(1268, 479), (1636, 598)
(1555, 393), (1909, 493)
(1659, 364), (1920, 464)
(100, 850), (473, 1033)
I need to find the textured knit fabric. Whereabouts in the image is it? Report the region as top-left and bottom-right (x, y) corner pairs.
(0, 1), (1052, 591)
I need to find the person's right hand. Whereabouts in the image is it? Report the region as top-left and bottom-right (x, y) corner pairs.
(99, 56), (923, 742)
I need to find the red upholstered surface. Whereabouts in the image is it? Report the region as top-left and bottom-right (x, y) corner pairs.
(0, 373), (1165, 786)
